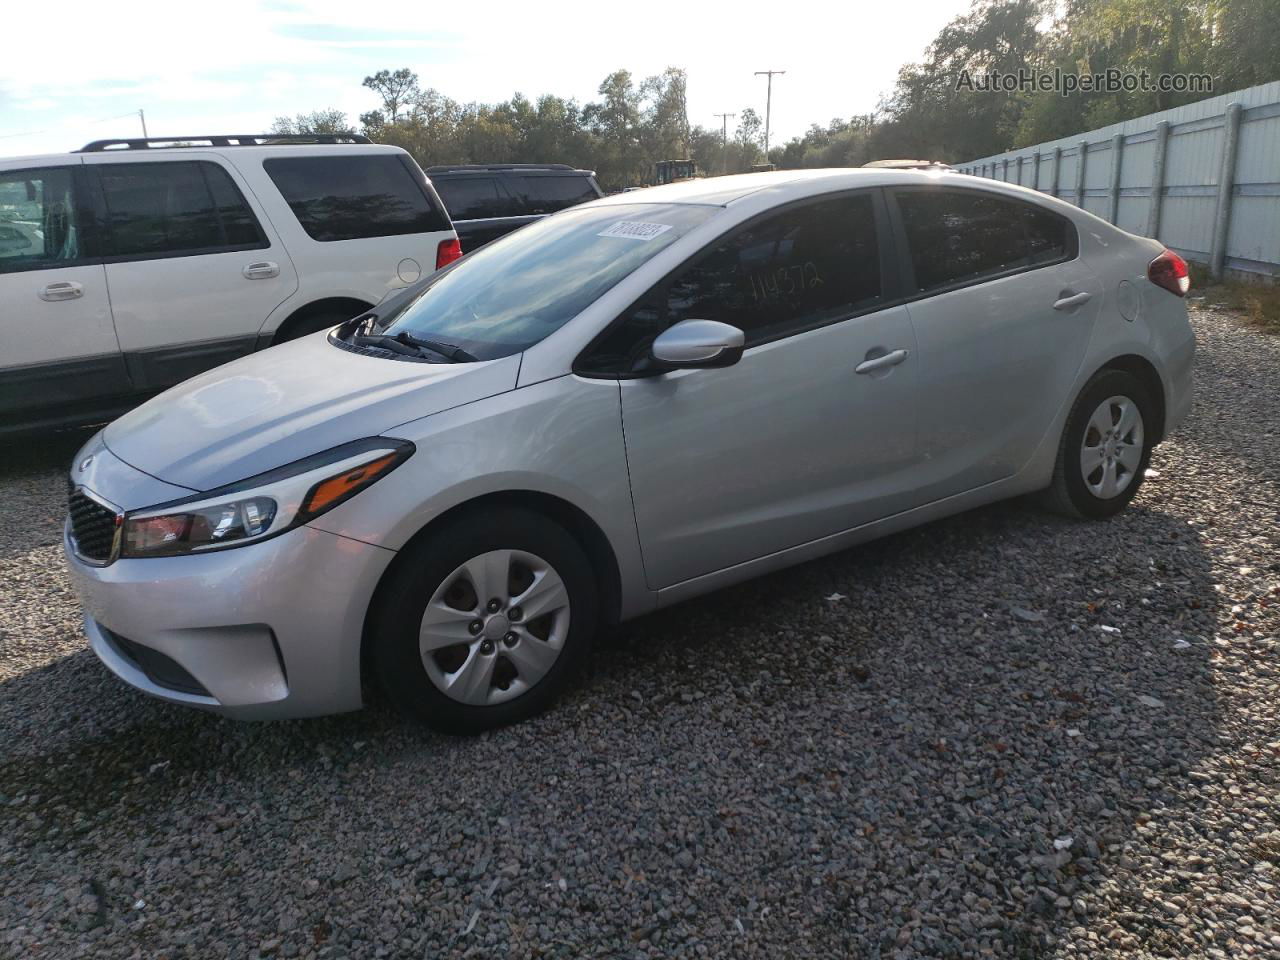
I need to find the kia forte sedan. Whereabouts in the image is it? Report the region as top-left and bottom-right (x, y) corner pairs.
(64, 169), (1194, 732)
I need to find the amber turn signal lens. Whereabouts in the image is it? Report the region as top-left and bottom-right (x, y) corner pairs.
(300, 453), (400, 516)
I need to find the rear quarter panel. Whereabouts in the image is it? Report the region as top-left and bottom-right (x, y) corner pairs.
(1075, 218), (1195, 439)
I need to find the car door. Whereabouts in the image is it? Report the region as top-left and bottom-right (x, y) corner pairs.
(0, 160), (127, 429)
(579, 190), (921, 590)
(81, 154), (299, 392)
(888, 187), (1102, 501)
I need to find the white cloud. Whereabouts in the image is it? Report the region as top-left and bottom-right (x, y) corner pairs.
(0, 0), (966, 156)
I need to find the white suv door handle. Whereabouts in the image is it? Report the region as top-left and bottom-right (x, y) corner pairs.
(1053, 291), (1092, 311)
(243, 261), (280, 280)
(39, 281), (84, 302)
(855, 348), (910, 375)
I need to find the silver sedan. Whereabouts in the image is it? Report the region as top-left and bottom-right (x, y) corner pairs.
(64, 168), (1194, 732)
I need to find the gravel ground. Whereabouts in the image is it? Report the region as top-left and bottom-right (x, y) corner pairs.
(1, 304), (1278, 959)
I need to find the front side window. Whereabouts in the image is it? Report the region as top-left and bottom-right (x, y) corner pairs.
(578, 192), (882, 374)
(264, 154), (450, 241)
(375, 202), (717, 360)
(97, 161), (267, 259)
(511, 175), (601, 215)
(895, 190), (1073, 293)
(0, 167), (82, 273)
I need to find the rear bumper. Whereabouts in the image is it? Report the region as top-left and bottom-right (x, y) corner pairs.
(66, 523), (396, 720)
(1163, 321), (1195, 440)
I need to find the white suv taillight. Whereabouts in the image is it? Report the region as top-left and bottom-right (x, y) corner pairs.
(1148, 249), (1190, 297)
(436, 237), (462, 270)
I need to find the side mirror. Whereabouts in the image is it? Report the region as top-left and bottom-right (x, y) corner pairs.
(650, 319), (745, 370)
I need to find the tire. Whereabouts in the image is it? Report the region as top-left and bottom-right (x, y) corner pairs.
(1041, 369), (1155, 519)
(370, 507), (598, 734)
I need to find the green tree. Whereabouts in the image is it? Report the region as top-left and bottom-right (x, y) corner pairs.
(270, 109), (355, 136)
(362, 68), (420, 124)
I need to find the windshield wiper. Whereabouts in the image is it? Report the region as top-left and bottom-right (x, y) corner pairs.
(348, 327), (476, 363)
(391, 331), (478, 363)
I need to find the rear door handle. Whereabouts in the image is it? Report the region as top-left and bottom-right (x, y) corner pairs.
(243, 261), (280, 280)
(1053, 291), (1092, 311)
(39, 281), (84, 302)
(855, 348), (910, 375)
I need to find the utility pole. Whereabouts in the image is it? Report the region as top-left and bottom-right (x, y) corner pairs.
(138, 109), (148, 137)
(713, 112), (735, 175)
(754, 69), (785, 161)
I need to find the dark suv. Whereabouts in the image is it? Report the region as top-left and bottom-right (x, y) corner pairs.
(425, 164), (603, 252)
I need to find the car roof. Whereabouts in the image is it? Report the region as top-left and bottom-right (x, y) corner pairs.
(1, 142), (406, 164)
(426, 164), (595, 176)
(590, 167), (1083, 211)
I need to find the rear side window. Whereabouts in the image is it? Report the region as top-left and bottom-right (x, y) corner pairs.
(895, 190), (1073, 293)
(264, 154), (450, 241)
(97, 161), (267, 260)
(508, 175), (601, 215)
(430, 177), (514, 220)
(0, 166), (83, 273)
(579, 192), (882, 374)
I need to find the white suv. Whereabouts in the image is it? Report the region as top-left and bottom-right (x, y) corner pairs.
(0, 134), (460, 436)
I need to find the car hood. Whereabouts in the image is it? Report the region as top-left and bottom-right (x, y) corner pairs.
(104, 333), (521, 492)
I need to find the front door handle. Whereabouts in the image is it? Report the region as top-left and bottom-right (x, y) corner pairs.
(1053, 291), (1092, 311)
(39, 281), (84, 302)
(855, 348), (910, 375)
(243, 261), (280, 280)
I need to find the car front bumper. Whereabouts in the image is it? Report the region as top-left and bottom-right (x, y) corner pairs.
(65, 522), (396, 720)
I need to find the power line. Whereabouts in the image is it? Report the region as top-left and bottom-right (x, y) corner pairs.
(754, 70), (786, 160)
(713, 112), (735, 175)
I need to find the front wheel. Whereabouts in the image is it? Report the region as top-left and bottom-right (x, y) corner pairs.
(370, 507), (598, 734)
(1041, 369), (1155, 519)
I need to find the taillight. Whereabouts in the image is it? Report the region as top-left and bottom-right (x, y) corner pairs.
(1148, 249), (1190, 297)
(436, 237), (462, 270)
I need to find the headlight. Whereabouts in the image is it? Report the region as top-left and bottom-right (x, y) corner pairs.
(120, 439), (413, 557)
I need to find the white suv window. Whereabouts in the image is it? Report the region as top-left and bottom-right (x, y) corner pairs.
(97, 161), (268, 260)
(0, 167), (81, 273)
(263, 154), (451, 242)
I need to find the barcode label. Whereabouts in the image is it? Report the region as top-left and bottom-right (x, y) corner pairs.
(597, 221), (673, 241)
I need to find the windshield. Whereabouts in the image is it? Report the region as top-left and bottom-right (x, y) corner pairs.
(378, 202), (718, 360)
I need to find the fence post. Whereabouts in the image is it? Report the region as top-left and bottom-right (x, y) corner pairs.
(1051, 145), (1061, 197)
(1075, 140), (1088, 207)
(1033, 152), (1041, 191)
(1016, 155), (1024, 185)
(1146, 121), (1170, 239)
(1002, 157), (1009, 181)
(1210, 102), (1242, 281)
(1108, 133), (1124, 223)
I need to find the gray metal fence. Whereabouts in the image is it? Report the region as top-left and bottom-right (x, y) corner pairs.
(956, 81), (1280, 281)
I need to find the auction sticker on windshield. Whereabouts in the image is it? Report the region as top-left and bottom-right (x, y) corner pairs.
(598, 221), (673, 241)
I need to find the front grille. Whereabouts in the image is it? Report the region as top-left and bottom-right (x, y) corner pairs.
(68, 487), (121, 563)
(101, 626), (211, 697)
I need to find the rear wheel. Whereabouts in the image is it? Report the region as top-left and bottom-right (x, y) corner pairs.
(370, 507), (598, 733)
(1041, 369), (1154, 519)
(274, 307), (366, 344)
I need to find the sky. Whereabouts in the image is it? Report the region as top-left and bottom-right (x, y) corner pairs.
(0, 0), (968, 158)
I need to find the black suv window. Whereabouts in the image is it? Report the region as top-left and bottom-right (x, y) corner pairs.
(264, 154), (450, 242)
(579, 192), (882, 375)
(0, 167), (84, 273)
(894, 190), (1073, 293)
(509, 175), (600, 215)
(97, 161), (267, 260)
(430, 176), (513, 220)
